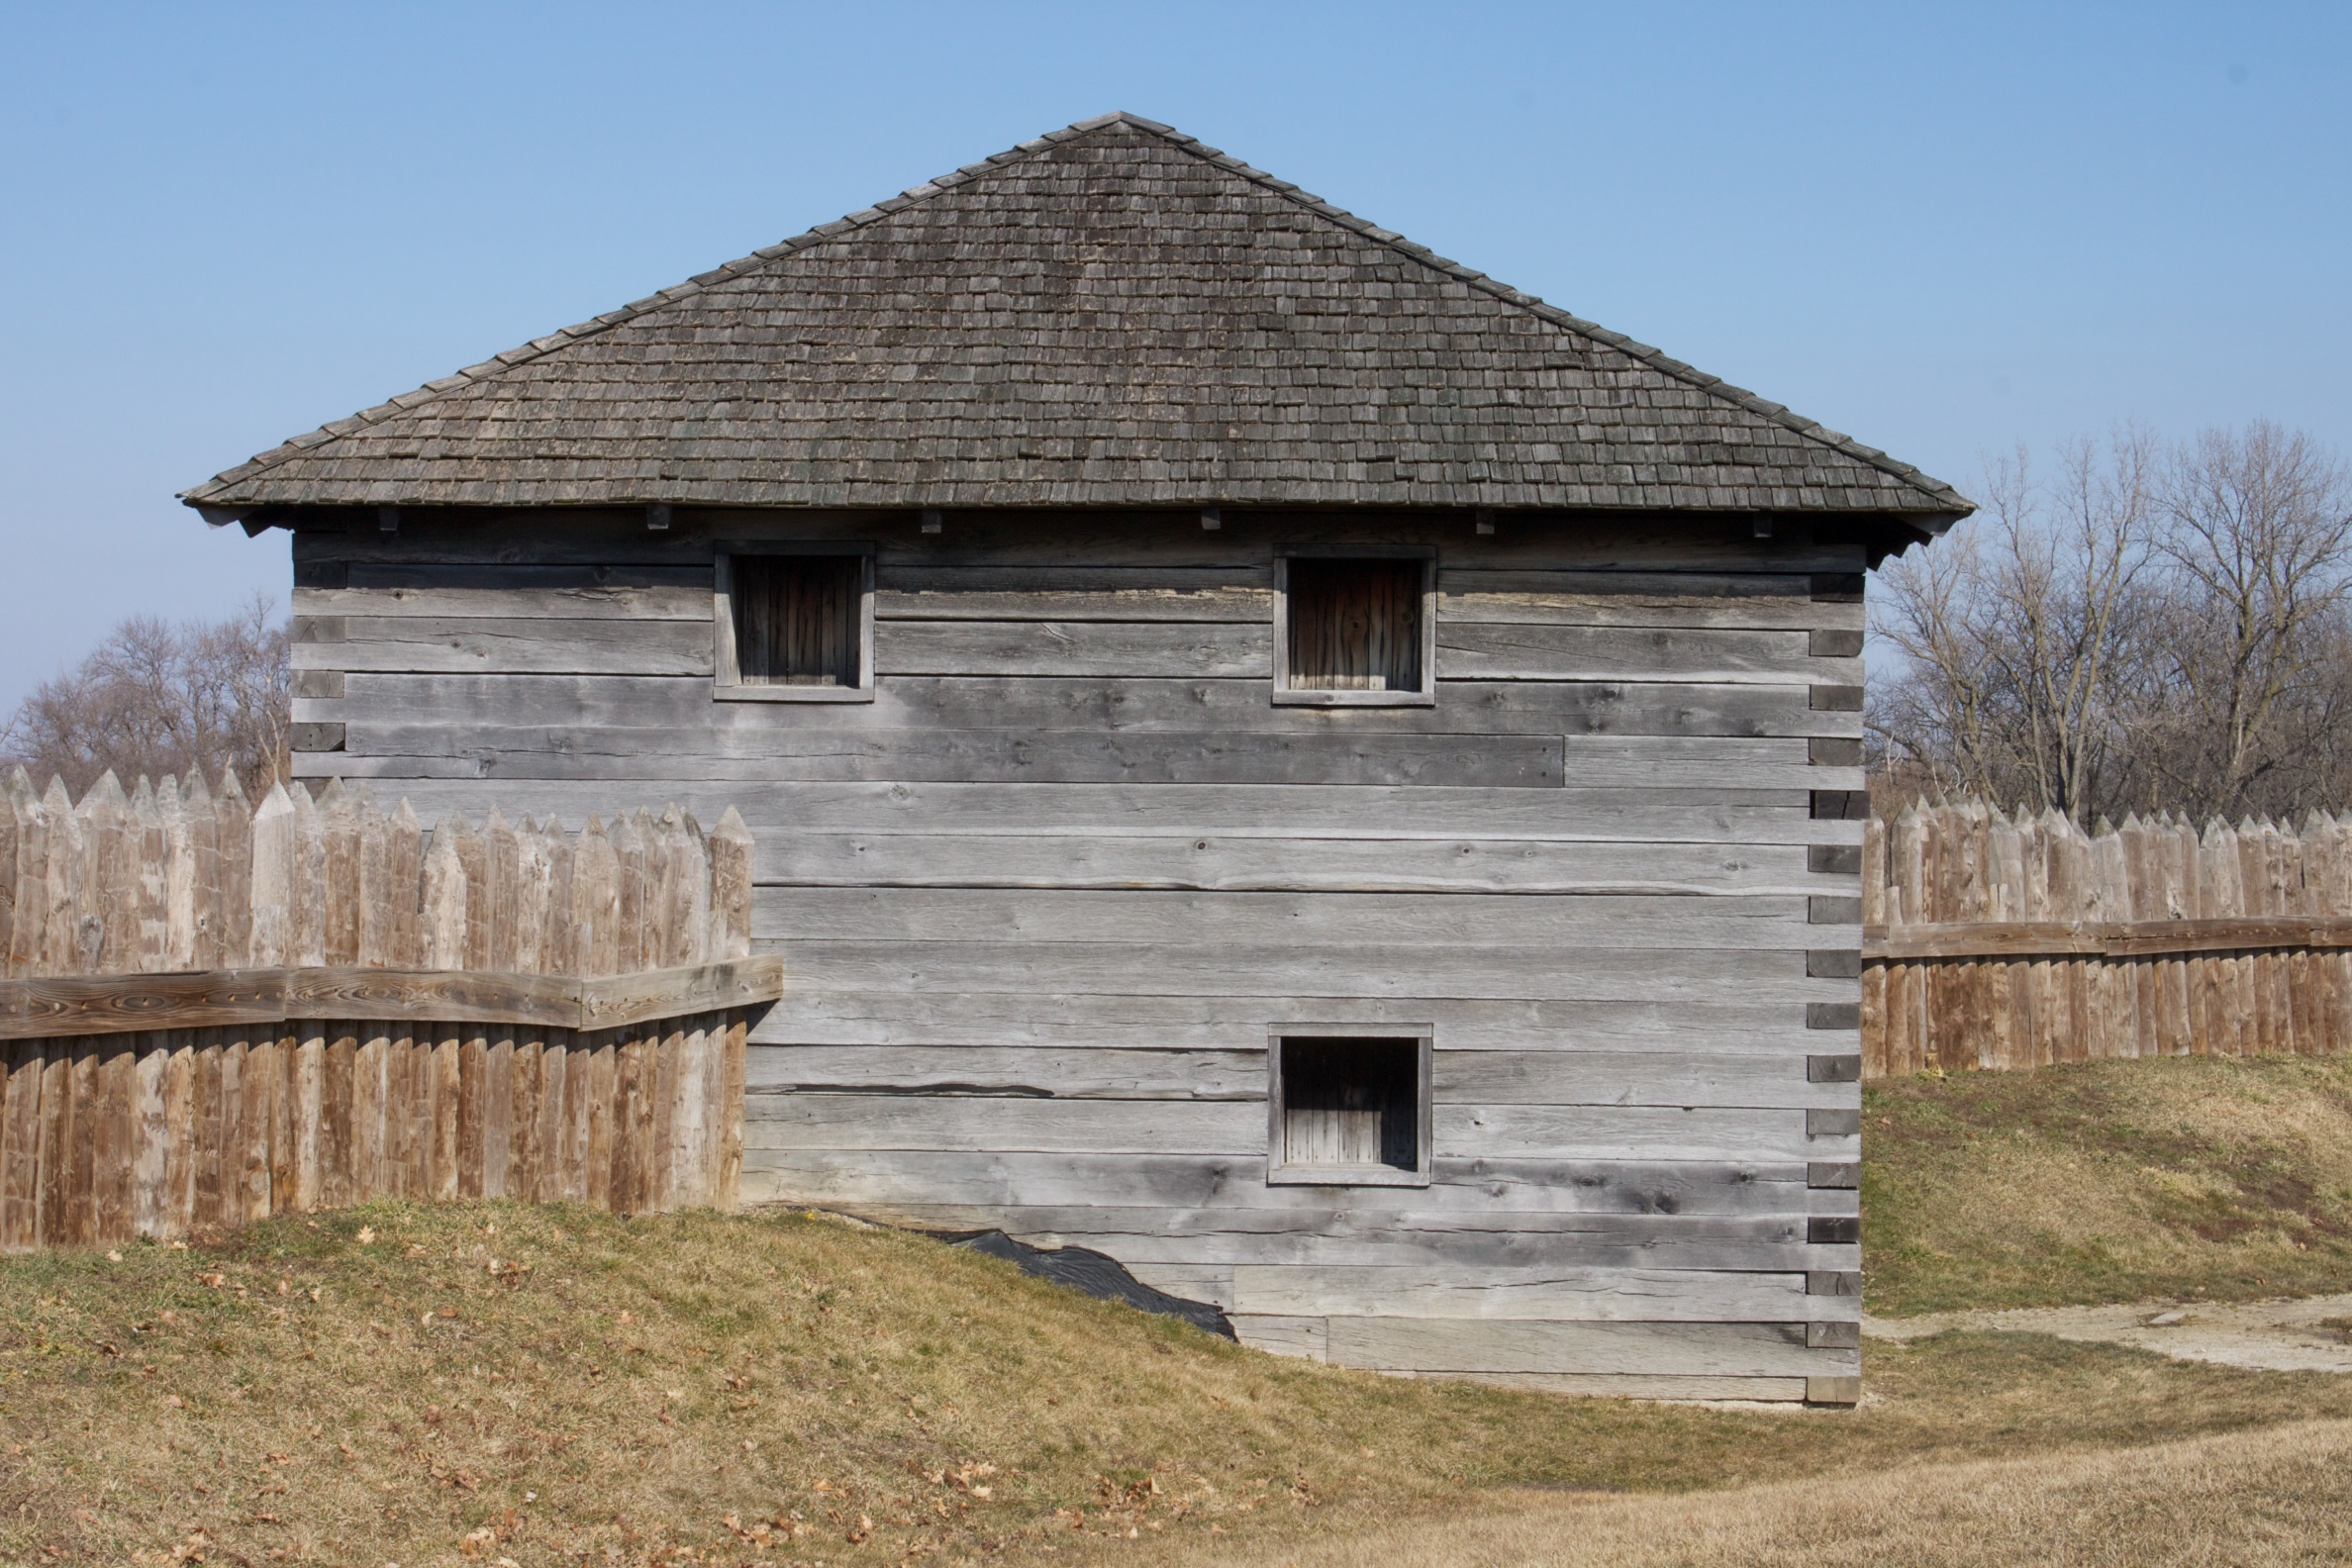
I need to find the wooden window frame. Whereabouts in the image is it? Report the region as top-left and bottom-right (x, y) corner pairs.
(1270, 546), (1438, 707)
(1265, 1025), (1435, 1187)
(712, 540), (877, 704)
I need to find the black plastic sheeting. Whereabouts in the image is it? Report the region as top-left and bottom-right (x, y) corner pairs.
(948, 1230), (1235, 1340)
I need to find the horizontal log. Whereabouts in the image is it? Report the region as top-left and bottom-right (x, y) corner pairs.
(1435, 624), (1851, 684)
(0, 958), (783, 1038)
(382, 780), (1828, 847)
(299, 510), (1868, 573)
(757, 936), (1844, 1004)
(754, 889), (1823, 948)
(329, 672), (1866, 739)
(754, 990), (1834, 1051)
(296, 581), (713, 620)
(334, 725), (1571, 788)
(1863, 916), (2352, 961)
(1226, 1265), (1843, 1323)
(1322, 1317), (1853, 1378)
(295, 616), (716, 675)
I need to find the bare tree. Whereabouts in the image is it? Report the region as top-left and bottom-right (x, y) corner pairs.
(1871, 423), (2352, 823)
(1870, 432), (2155, 818)
(1, 595), (290, 795)
(2139, 422), (2352, 817)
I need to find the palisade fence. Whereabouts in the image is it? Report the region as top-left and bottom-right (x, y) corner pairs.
(0, 767), (782, 1249)
(1864, 800), (2352, 1077)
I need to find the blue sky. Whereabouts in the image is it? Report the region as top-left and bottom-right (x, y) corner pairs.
(2, 3), (2347, 712)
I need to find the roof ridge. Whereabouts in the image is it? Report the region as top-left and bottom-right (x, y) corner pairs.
(186, 110), (1969, 515)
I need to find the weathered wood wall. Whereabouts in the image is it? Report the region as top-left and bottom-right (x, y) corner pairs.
(288, 508), (1867, 1403)
(0, 768), (768, 1247)
(1863, 801), (2352, 1076)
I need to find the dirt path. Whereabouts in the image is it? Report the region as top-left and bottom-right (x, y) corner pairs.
(1865, 1292), (2352, 1372)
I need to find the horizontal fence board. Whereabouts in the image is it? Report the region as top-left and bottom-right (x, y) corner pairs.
(1867, 915), (2352, 961)
(0, 972), (283, 1039)
(0, 961), (781, 1037)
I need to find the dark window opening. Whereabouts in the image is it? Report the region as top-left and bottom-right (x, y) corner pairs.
(732, 554), (862, 687)
(1286, 557), (1423, 693)
(1277, 1036), (1421, 1171)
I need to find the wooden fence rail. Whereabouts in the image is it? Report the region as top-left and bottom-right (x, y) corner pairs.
(0, 767), (780, 1248)
(1862, 801), (2352, 1076)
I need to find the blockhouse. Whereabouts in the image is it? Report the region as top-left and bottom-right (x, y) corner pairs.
(186, 113), (1971, 1403)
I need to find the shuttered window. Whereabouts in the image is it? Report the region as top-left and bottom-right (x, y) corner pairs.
(1274, 553), (1435, 706)
(715, 546), (875, 703)
(1267, 1032), (1432, 1185)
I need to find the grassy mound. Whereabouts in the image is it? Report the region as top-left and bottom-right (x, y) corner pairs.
(1864, 1054), (2352, 1315)
(10, 1201), (2352, 1565)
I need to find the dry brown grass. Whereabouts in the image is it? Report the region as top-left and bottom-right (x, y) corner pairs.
(1201, 1417), (2352, 1567)
(10, 1200), (2352, 1565)
(1865, 1053), (2352, 1314)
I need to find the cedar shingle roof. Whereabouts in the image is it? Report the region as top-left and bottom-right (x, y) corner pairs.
(184, 113), (1971, 525)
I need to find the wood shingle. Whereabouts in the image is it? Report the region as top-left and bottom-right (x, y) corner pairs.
(185, 114), (1969, 529)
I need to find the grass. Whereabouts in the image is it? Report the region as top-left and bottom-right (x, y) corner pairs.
(1211, 1418), (2352, 1567)
(1863, 1053), (2352, 1316)
(11, 1201), (2352, 1566)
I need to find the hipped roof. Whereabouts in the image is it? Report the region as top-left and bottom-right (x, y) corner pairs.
(184, 113), (1970, 534)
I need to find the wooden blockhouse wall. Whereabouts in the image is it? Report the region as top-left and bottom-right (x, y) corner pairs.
(185, 112), (1971, 1401)
(286, 509), (1872, 1403)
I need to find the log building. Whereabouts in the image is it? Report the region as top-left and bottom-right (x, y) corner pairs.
(185, 113), (1971, 1403)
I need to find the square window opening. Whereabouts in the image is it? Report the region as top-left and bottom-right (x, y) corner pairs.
(716, 546), (875, 702)
(734, 554), (863, 686)
(1287, 557), (1421, 692)
(1271, 1034), (1430, 1184)
(1274, 553), (1434, 706)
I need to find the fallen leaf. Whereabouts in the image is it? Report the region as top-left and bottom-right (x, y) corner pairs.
(355, 1227), (376, 1245)
(107, 1250), (123, 1262)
